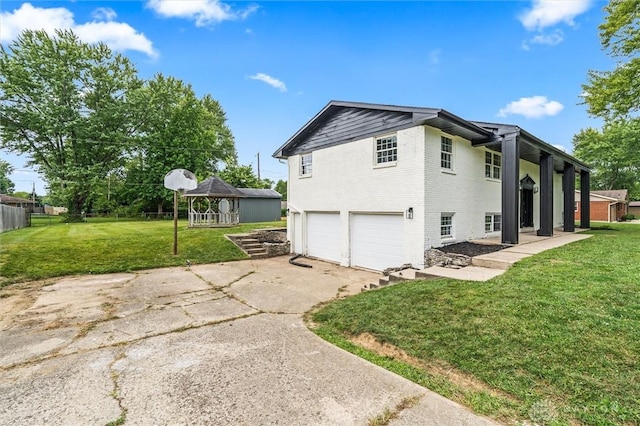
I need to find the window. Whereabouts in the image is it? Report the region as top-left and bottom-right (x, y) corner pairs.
(485, 214), (502, 233)
(300, 153), (312, 176)
(441, 136), (453, 169)
(485, 151), (501, 179)
(376, 135), (397, 164)
(441, 213), (454, 238)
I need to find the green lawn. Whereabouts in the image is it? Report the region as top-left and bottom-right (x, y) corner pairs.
(0, 219), (285, 286)
(311, 224), (640, 426)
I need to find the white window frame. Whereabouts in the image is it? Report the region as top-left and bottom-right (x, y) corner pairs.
(441, 213), (454, 239)
(485, 151), (501, 180)
(441, 136), (453, 170)
(375, 134), (397, 165)
(300, 153), (312, 176)
(485, 213), (502, 233)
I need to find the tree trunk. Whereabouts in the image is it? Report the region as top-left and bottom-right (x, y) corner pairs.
(157, 202), (164, 216)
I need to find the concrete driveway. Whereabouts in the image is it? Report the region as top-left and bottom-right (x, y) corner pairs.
(0, 257), (496, 425)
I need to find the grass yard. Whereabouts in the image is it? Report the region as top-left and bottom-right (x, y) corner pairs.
(311, 224), (640, 426)
(0, 219), (285, 286)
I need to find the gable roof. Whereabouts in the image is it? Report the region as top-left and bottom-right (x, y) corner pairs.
(237, 188), (282, 199)
(273, 100), (496, 158)
(273, 100), (589, 173)
(183, 176), (244, 198)
(575, 190), (618, 202)
(590, 189), (628, 203)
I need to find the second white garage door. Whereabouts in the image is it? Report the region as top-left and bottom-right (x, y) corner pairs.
(351, 213), (404, 271)
(307, 212), (342, 263)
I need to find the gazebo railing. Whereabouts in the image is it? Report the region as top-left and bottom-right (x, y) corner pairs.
(189, 211), (239, 227)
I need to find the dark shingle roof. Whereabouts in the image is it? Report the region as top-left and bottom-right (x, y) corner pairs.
(236, 188), (282, 199)
(183, 176), (244, 198)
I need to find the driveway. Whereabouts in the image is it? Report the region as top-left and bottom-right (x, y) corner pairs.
(0, 257), (496, 425)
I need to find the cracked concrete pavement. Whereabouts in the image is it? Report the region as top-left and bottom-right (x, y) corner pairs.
(0, 257), (497, 425)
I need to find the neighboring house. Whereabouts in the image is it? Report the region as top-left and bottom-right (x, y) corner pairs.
(0, 194), (37, 213)
(237, 188), (282, 223)
(273, 101), (591, 271)
(574, 189), (629, 222)
(629, 201), (640, 217)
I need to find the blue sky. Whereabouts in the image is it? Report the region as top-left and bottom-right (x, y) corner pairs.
(1, 0), (611, 195)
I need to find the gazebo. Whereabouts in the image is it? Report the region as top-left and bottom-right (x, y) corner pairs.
(183, 176), (245, 227)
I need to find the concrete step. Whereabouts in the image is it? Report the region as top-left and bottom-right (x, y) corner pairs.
(242, 243), (263, 249)
(417, 266), (505, 282)
(245, 247), (267, 254)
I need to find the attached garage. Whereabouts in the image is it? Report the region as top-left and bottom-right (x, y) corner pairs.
(306, 212), (342, 263)
(351, 213), (404, 271)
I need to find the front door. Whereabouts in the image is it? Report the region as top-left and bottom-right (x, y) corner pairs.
(521, 189), (534, 227)
(520, 175), (536, 228)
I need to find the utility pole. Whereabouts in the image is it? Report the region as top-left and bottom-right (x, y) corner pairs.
(256, 152), (261, 180)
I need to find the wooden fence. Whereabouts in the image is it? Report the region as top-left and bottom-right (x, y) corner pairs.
(0, 204), (28, 233)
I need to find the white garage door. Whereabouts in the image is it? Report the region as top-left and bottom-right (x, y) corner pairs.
(307, 212), (341, 263)
(351, 214), (404, 271)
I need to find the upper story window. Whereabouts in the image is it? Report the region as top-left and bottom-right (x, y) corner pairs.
(441, 136), (453, 170)
(300, 153), (312, 176)
(441, 213), (454, 239)
(485, 151), (501, 179)
(376, 135), (397, 164)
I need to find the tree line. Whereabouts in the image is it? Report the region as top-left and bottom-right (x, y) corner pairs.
(576, 0), (640, 200)
(0, 29), (285, 219)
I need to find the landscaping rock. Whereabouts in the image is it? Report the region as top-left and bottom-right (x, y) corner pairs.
(382, 263), (416, 276)
(424, 249), (471, 268)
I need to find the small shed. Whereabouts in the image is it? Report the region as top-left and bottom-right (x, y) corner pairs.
(237, 188), (282, 223)
(184, 176), (244, 227)
(629, 201), (640, 217)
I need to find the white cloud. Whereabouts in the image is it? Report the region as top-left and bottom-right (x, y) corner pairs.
(497, 96), (564, 119)
(519, 0), (591, 31)
(75, 22), (157, 58)
(92, 7), (117, 22)
(0, 3), (157, 58)
(249, 73), (287, 92)
(0, 3), (74, 41)
(522, 29), (564, 50)
(147, 0), (258, 26)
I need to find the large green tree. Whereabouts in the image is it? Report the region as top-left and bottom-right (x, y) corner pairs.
(0, 30), (143, 217)
(274, 179), (287, 201)
(0, 159), (15, 194)
(218, 161), (272, 189)
(583, 0), (640, 119)
(573, 119), (640, 199)
(121, 74), (236, 213)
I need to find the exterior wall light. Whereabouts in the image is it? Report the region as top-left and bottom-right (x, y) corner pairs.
(406, 207), (414, 219)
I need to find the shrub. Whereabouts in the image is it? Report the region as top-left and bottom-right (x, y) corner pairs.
(621, 213), (636, 221)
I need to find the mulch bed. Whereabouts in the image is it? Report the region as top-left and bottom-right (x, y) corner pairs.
(438, 242), (511, 257)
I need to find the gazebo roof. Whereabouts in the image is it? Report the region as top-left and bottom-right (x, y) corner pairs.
(184, 176), (244, 198)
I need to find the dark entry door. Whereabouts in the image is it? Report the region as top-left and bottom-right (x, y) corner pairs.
(521, 189), (534, 227)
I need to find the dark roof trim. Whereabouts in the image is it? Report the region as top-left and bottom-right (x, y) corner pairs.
(471, 121), (591, 172)
(273, 100), (494, 158)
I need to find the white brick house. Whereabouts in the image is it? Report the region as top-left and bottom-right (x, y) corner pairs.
(273, 101), (591, 271)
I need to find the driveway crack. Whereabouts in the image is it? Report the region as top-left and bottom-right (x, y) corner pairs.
(106, 349), (128, 426)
